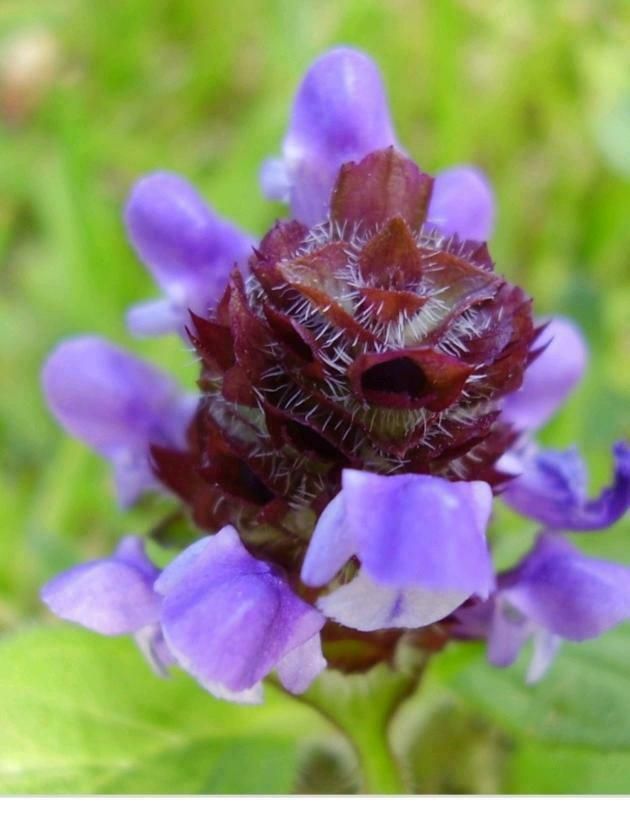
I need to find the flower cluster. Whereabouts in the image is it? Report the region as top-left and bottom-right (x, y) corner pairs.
(41, 48), (630, 701)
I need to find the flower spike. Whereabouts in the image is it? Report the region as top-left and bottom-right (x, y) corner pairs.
(39, 48), (627, 702)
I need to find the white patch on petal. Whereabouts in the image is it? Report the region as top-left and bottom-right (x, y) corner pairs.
(317, 571), (467, 631)
(495, 449), (524, 479)
(526, 630), (562, 684)
(200, 678), (264, 705)
(276, 633), (326, 694)
(134, 625), (174, 678)
(467, 481), (494, 534)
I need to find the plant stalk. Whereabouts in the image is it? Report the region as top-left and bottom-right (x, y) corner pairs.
(281, 655), (428, 794)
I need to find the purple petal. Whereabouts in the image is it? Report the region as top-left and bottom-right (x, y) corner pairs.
(502, 441), (630, 531)
(274, 48), (397, 226)
(317, 570), (468, 631)
(41, 536), (160, 635)
(124, 172), (254, 335)
(451, 597), (495, 639)
(501, 317), (588, 432)
(157, 526), (325, 693)
(126, 298), (184, 338)
(300, 492), (355, 587)
(42, 336), (195, 504)
(487, 596), (531, 667)
(260, 157), (291, 203)
(501, 532), (630, 641)
(340, 470), (494, 596)
(486, 599), (562, 683)
(427, 166), (495, 241)
(276, 634), (327, 694)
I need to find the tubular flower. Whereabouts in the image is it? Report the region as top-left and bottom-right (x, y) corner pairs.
(455, 533), (630, 683)
(124, 172), (255, 337)
(42, 337), (196, 506)
(41, 47), (630, 700)
(155, 526), (326, 702)
(301, 471), (494, 630)
(41, 536), (174, 676)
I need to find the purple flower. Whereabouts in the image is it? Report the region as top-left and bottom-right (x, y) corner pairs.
(457, 533), (630, 682)
(41, 537), (173, 675)
(260, 48), (397, 227)
(262, 47), (494, 239)
(42, 336), (196, 505)
(41, 535), (160, 634)
(301, 470), (494, 630)
(155, 526), (326, 702)
(125, 172), (254, 337)
(501, 316), (588, 434)
(501, 441), (630, 531)
(497, 315), (629, 530)
(426, 166), (495, 243)
(41, 529), (326, 703)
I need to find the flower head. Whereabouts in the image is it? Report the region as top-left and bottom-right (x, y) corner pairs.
(40, 47), (630, 700)
(160, 146), (535, 544)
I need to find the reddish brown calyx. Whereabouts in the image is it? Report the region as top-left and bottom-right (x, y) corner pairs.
(330, 147), (434, 231)
(349, 348), (473, 411)
(153, 148), (537, 561)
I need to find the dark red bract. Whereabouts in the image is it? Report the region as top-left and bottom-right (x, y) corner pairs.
(153, 148), (536, 562)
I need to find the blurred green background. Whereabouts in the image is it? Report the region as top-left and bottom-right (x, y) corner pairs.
(0, 0), (629, 795)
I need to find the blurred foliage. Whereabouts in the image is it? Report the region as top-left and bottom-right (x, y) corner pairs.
(0, 626), (327, 793)
(429, 622), (630, 793)
(0, 0), (629, 794)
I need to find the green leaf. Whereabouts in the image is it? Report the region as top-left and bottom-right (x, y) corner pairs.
(0, 626), (326, 795)
(509, 744), (630, 794)
(433, 625), (630, 792)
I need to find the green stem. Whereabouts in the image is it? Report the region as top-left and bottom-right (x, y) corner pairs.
(281, 657), (427, 794)
(349, 718), (407, 794)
